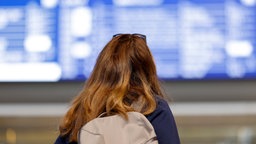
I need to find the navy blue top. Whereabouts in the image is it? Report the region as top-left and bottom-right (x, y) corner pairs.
(146, 97), (180, 144)
(54, 97), (180, 144)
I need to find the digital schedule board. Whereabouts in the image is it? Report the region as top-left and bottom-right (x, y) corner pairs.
(0, 0), (255, 81)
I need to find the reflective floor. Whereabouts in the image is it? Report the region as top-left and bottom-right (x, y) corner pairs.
(0, 115), (255, 144)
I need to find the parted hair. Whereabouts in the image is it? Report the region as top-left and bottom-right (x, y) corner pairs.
(59, 34), (165, 142)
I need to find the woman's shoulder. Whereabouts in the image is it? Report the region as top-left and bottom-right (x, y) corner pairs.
(146, 96), (172, 120)
(155, 96), (171, 111)
(146, 96), (180, 144)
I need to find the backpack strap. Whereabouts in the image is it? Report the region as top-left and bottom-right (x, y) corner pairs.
(97, 112), (107, 118)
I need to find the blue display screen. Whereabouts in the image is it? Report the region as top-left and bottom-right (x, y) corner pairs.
(0, 0), (255, 82)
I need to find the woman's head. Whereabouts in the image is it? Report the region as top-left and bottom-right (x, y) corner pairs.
(85, 33), (162, 113)
(59, 34), (164, 142)
(89, 33), (158, 94)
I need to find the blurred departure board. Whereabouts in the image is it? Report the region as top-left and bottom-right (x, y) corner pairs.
(0, 0), (255, 81)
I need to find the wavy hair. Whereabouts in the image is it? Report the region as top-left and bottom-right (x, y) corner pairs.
(59, 34), (165, 142)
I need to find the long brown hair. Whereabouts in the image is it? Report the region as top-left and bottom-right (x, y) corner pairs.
(59, 34), (165, 142)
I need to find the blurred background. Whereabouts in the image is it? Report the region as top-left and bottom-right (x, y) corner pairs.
(0, 0), (256, 143)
